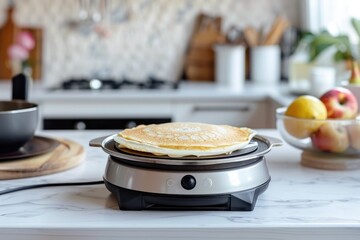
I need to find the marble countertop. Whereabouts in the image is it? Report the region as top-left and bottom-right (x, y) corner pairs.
(0, 129), (359, 240)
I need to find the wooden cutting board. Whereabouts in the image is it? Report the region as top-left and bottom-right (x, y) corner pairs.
(0, 5), (43, 80)
(0, 138), (85, 180)
(184, 14), (226, 82)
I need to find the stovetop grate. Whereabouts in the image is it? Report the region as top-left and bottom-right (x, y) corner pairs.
(52, 76), (179, 90)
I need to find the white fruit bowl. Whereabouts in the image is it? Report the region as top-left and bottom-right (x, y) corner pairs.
(276, 107), (360, 156)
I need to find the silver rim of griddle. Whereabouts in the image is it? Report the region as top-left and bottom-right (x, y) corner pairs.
(104, 156), (271, 195)
(91, 134), (282, 166)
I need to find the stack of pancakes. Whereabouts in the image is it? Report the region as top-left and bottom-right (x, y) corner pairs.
(113, 122), (256, 158)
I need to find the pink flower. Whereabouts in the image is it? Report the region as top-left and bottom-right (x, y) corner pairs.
(8, 44), (29, 61)
(16, 31), (35, 50)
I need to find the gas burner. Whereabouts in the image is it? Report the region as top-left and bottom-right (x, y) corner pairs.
(61, 78), (120, 90)
(56, 77), (179, 91)
(120, 76), (179, 90)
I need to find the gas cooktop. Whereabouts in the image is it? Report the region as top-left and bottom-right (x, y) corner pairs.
(49, 76), (179, 91)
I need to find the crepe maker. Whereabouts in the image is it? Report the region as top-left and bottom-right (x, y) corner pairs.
(90, 134), (282, 211)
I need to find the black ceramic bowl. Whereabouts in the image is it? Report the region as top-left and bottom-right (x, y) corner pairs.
(0, 74), (39, 153)
(0, 100), (38, 153)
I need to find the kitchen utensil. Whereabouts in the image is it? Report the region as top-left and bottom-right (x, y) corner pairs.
(279, 27), (300, 80)
(0, 136), (59, 161)
(226, 26), (244, 44)
(309, 66), (336, 97)
(67, 0), (101, 35)
(90, 134), (282, 211)
(250, 45), (281, 84)
(0, 138), (84, 180)
(67, 0), (114, 37)
(0, 73), (38, 153)
(184, 14), (226, 81)
(214, 44), (245, 92)
(276, 107), (360, 170)
(261, 16), (289, 46)
(279, 27), (299, 57)
(243, 26), (259, 47)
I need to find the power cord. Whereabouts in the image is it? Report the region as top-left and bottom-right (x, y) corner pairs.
(0, 180), (104, 196)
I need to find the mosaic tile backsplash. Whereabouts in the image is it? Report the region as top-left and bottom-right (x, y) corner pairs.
(0, 0), (300, 87)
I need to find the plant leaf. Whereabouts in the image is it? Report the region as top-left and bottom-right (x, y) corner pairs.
(351, 18), (360, 38)
(309, 33), (353, 61)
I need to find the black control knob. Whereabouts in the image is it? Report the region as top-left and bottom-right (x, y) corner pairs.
(181, 175), (196, 190)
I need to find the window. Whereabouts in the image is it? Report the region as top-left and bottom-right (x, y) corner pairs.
(302, 0), (360, 43)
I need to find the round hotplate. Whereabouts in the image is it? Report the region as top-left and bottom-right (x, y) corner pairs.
(91, 134), (282, 166)
(115, 141), (259, 160)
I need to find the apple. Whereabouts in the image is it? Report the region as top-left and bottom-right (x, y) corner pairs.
(311, 122), (350, 153)
(319, 87), (358, 119)
(346, 123), (360, 150)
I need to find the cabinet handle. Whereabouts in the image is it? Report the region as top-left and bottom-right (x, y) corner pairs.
(75, 121), (87, 130)
(126, 121), (137, 129)
(193, 106), (251, 112)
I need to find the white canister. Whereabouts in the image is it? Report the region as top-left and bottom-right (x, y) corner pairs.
(250, 45), (281, 84)
(214, 44), (245, 91)
(309, 66), (336, 97)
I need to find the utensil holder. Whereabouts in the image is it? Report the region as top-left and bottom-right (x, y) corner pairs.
(214, 44), (245, 91)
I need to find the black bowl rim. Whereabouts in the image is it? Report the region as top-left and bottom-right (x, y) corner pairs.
(0, 100), (38, 114)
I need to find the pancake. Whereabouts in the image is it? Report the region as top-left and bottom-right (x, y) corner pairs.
(113, 122), (256, 157)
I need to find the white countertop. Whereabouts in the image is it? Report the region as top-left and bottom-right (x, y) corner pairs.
(0, 129), (359, 240)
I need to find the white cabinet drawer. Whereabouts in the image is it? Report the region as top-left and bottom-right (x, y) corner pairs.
(41, 101), (172, 118)
(174, 101), (270, 128)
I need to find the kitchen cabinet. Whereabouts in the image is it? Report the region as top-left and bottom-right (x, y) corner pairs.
(174, 100), (271, 128)
(40, 98), (275, 130)
(41, 100), (173, 118)
(0, 81), (292, 130)
(40, 98), (173, 129)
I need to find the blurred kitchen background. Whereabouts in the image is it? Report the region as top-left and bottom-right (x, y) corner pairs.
(2, 0), (360, 85)
(1, 0), (302, 87)
(1, 0), (360, 130)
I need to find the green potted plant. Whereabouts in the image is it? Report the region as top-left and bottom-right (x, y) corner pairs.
(289, 18), (360, 93)
(348, 18), (360, 84)
(308, 17), (360, 83)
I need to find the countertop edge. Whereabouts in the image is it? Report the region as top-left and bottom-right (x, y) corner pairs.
(0, 226), (359, 240)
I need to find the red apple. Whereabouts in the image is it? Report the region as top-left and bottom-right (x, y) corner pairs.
(311, 122), (350, 153)
(319, 87), (358, 119)
(346, 123), (360, 150)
